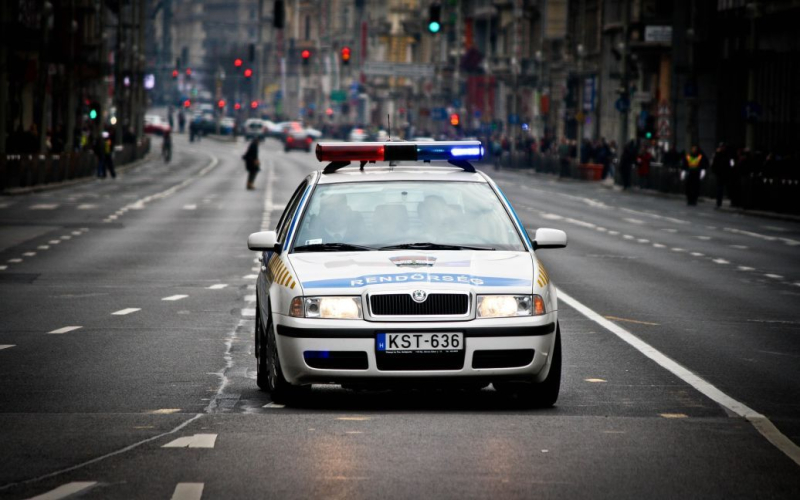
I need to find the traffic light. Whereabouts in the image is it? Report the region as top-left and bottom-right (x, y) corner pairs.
(341, 46), (351, 65)
(234, 102), (241, 110)
(185, 68), (192, 77)
(244, 68), (253, 78)
(172, 69), (179, 79)
(273, 0), (285, 29)
(301, 49), (311, 65)
(217, 99), (226, 109)
(450, 113), (460, 126)
(234, 58), (243, 68)
(428, 4), (441, 33)
(88, 101), (100, 121)
(183, 99), (191, 108)
(250, 100), (259, 109)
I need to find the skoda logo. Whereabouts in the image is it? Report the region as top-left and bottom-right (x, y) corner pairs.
(411, 290), (428, 303)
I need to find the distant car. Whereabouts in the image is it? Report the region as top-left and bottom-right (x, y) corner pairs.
(412, 137), (435, 142)
(283, 128), (313, 152)
(244, 119), (265, 140)
(144, 115), (170, 136)
(220, 117), (235, 135)
(263, 120), (281, 138)
(348, 128), (368, 142)
(376, 130), (389, 141)
(305, 127), (323, 140)
(246, 140), (567, 405)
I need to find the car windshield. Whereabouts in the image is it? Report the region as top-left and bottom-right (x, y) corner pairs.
(292, 181), (526, 252)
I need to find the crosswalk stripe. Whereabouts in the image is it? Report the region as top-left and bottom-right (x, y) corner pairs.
(162, 434), (217, 448)
(27, 481), (97, 500)
(170, 483), (204, 500)
(48, 326), (83, 335)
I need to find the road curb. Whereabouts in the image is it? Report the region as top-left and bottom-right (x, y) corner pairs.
(1, 152), (156, 197)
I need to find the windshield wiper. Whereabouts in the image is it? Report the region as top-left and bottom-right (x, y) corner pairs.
(293, 242), (377, 252)
(379, 242), (495, 251)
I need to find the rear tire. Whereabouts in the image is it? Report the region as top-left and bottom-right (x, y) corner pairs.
(495, 324), (562, 408)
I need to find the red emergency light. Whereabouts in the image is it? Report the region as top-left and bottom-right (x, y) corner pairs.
(315, 141), (484, 164)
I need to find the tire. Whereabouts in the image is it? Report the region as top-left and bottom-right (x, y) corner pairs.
(495, 324), (562, 408)
(255, 304), (269, 391)
(263, 310), (307, 404)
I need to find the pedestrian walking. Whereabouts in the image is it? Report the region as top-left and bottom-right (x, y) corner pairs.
(681, 145), (708, 206)
(711, 142), (732, 208)
(104, 134), (116, 178)
(242, 137), (260, 190)
(94, 134), (106, 178)
(178, 111), (186, 134)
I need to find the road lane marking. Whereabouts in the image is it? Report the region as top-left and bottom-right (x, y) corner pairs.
(661, 228), (678, 233)
(765, 274), (783, 279)
(241, 309), (256, 318)
(7, 258), (22, 263)
(624, 218), (644, 224)
(558, 289), (800, 468)
(620, 208), (690, 225)
(690, 252), (704, 257)
(208, 284), (228, 289)
(0, 345), (15, 350)
(23, 252), (36, 257)
(162, 433), (217, 448)
(29, 204), (59, 210)
(671, 248), (685, 252)
(605, 316), (659, 326)
(696, 236), (711, 240)
(244, 294), (256, 302)
(738, 266), (755, 271)
(622, 235), (634, 240)
(730, 245), (748, 249)
(77, 204), (97, 210)
(652, 243), (665, 248)
(112, 308), (140, 315)
(336, 417), (371, 421)
(183, 204), (197, 210)
(712, 258), (730, 265)
(171, 483), (204, 500)
(637, 239), (649, 243)
(608, 231), (619, 235)
(243, 274), (258, 279)
(48, 326), (82, 335)
(60, 235), (71, 240)
(660, 413), (688, 419)
(37, 245), (49, 250)
(263, 402), (285, 409)
(584, 378), (607, 383)
(162, 295), (189, 301)
(48, 240), (60, 245)
(148, 409), (181, 414)
(26, 482), (97, 500)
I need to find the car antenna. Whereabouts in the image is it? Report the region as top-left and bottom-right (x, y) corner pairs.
(387, 114), (391, 141)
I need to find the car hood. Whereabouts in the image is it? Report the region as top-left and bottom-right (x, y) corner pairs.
(288, 251), (533, 294)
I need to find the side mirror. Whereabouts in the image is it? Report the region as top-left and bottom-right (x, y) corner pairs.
(248, 230), (280, 252)
(533, 228), (567, 250)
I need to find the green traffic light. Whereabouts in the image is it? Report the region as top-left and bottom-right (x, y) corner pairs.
(89, 109), (97, 120)
(428, 21), (440, 33)
(645, 132), (652, 139)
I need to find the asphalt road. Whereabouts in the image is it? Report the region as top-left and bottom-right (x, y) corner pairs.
(1, 133), (799, 499)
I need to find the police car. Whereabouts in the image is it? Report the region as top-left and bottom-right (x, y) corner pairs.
(247, 141), (567, 406)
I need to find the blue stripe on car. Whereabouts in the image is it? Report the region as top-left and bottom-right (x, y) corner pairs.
(302, 273), (532, 289)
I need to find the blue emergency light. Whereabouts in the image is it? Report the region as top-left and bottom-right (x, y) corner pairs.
(316, 141), (484, 163)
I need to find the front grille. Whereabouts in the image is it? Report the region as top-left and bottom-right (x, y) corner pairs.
(370, 293), (469, 316)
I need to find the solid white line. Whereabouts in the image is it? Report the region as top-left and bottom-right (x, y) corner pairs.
(208, 284), (228, 290)
(112, 308), (140, 316)
(162, 433), (217, 448)
(0, 345), (15, 350)
(26, 481), (97, 500)
(48, 326), (82, 335)
(558, 289), (800, 468)
(162, 295), (189, 301)
(171, 483), (204, 500)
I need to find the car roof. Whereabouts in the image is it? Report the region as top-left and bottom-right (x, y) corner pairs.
(315, 165), (488, 185)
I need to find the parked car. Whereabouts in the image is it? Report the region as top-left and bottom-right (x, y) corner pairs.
(283, 128), (314, 152)
(144, 115), (170, 136)
(220, 117), (235, 135)
(348, 128), (368, 142)
(244, 119), (265, 140)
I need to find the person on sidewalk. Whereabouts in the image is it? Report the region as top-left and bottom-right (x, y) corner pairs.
(682, 145), (708, 206)
(620, 140), (637, 190)
(242, 137), (260, 190)
(711, 142), (732, 208)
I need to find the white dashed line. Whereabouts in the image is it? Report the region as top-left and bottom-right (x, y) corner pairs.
(37, 245), (49, 250)
(244, 294), (256, 302)
(690, 252), (704, 257)
(608, 231), (619, 236)
(558, 289), (800, 468)
(30, 204), (59, 210)
(241, 309), (256, 318)
(243, 274), (258, 279)
(0, 345), (15, 350)
(637, 239), (649, 243)
(765, 274), (783, 279)
(48, 326), (83, 335)
(713, 259), (730, 265)
(652, 243), (665, 248)
(671, 248), (685, 252)
(738, 266), (755, 271)
(251, 267), (260, 272)
(112, 308), (141, 316)
(48, 240), (60, 245)
(162, 433), (217, 448)
(208, 284), (228, 290)
(0, 265), (7, 271)
(71, 231), (82, 236)
(162, 295), (188, 301)
(624, 218), (644, 224)
(170, 483), (205, 500)
(60, 235), (71, 240)
(7, 258), (22, 263)
(26, 481), (97, 500)
(661, 228), (678, 233)
(622, 235), (634, 240)
(183, 204), (197, 210)
(696, 236), (711, 240)
(77, 204), (97, 210)
(263, 402), (285, 409)
(596, 227), (607, 232)
(23, 252), (36, 257)
(730, 245), (748, 249)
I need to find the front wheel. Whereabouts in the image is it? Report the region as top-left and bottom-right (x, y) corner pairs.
(494, 324), (562, 408)
(263, 311), (308, 403)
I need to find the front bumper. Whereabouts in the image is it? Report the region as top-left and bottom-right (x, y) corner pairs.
(272, 313), (558, 385)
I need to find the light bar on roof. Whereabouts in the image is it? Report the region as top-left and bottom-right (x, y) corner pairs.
(315, 141), (484, 163)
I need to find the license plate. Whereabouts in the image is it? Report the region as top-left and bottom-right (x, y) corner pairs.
(376, 333), (463, 353)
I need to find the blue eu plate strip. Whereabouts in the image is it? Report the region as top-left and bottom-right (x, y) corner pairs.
(376, 333), (386, 352)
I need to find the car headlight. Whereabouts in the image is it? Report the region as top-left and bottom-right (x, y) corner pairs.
(290, 296), (362, 319)
(477, 295), (545, 318)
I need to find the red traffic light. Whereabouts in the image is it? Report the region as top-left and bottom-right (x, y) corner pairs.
(449, 113), (460, 126)
(301, 49), (311, 59)
(183, 99), (191, 108)
(341, 47), (351, 62)
(250, 100), (258, 109)
(172, 69), (179, 78)
(234, 102), (241, 110)
(217, 99), (226, 108)
(244, 68), (253, 78)
(185, 68), (192, 76)
(234, 58), (243, 68)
